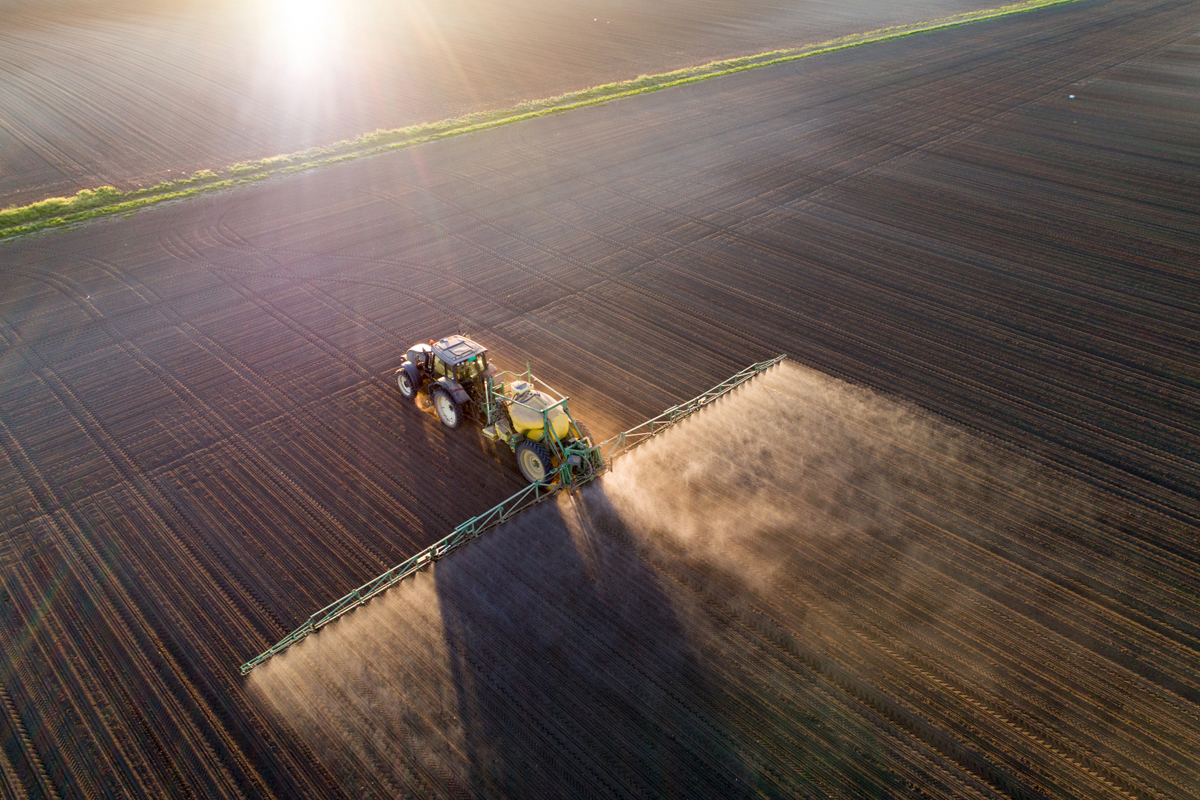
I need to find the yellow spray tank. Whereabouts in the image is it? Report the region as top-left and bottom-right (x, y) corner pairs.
(506, 380), (571, 442)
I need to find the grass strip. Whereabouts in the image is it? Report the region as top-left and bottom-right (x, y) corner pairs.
(0, 0), (1079, 243)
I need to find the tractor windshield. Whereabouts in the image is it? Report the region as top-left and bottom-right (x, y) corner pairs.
(456, 354), (487, 382)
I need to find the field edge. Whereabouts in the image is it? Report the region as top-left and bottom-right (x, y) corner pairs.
(0, 0), (1082, 246)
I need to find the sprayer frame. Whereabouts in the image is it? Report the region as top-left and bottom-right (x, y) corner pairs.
(238, 354), (785, 674)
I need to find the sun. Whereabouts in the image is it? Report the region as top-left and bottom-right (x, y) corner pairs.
(267, 0), (344, 76)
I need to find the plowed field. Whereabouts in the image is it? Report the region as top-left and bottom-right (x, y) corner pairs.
(1, 0), (1198, 797)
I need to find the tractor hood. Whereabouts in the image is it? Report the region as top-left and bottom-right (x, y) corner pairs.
(404, 343), (432, 366)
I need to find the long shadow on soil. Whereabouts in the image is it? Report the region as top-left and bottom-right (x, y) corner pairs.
(433, 487), (757, 799)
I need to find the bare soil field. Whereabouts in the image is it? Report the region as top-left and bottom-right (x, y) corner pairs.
(0, 0), (1006, 209)
(1, 0), (1198, 796)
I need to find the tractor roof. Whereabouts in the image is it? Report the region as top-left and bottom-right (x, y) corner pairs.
(432, 335), (487, 366)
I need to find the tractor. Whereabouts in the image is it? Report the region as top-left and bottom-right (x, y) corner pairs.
(395, 335), (603, 485)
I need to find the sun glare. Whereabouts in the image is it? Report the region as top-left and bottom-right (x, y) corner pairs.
(268, 0), (344, 75)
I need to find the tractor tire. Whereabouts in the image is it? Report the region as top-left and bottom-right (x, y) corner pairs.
(516, 440), (553, 484)
(431, 386), (462, 429)
(397, 367), (420, 400)
(575, 420), (595, 446)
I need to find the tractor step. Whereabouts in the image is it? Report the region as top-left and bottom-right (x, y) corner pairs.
(481, 419), (513, 442)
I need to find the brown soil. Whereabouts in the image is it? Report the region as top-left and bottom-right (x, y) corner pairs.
(0, 0), (1197, 796)
(0, 0), (1004, 209)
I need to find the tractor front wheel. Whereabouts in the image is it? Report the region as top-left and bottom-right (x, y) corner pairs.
(516, 441), (553, 484)
(432, 387), (462, 429)
(397, 368), (419, 400)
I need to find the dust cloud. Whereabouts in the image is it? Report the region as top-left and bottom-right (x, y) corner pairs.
(250, 360), (1160, 798)
(604, 361), (1031, 596)
(249, 574), (473, 797)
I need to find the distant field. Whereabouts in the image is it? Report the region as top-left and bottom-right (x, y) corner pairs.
(0, 0), (1006, 209)
(0, 0), (1081, 243)
(0, 0), (1197, 796)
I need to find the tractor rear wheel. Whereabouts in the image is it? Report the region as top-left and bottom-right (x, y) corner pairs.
(432, 387), (462, 429)
(397, 368), (419, 400)
(575, 420), (595, 446)
(516, 441), (553, 484)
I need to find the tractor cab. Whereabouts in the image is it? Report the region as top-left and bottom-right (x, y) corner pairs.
(395, 335), (496, 429)
(431, 335), (489, 388)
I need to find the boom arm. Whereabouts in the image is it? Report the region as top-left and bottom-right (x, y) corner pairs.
(239, 354), (785, 674)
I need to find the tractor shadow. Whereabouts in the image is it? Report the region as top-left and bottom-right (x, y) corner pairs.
(433, 483), (759, 799)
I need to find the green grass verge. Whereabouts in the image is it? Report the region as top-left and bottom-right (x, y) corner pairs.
(0, 0), (1079, 244)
